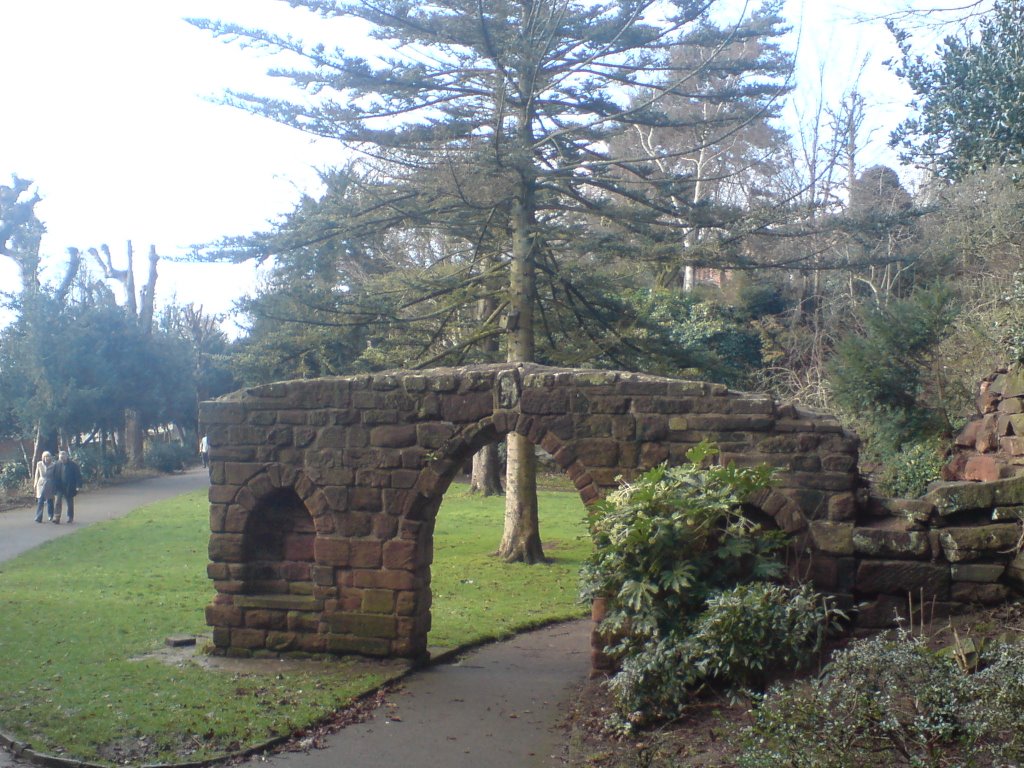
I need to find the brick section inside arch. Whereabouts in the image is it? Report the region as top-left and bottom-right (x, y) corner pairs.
(201, 364), (870, 660)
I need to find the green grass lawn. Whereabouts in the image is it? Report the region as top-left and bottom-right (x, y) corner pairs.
(0, 484), (589, 765)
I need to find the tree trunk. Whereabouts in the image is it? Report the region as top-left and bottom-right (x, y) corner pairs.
(498, 432), (546, 563)
(125, 408), (145, 469)
(470, 443), (502, 496)
(497, 169), (545, 563)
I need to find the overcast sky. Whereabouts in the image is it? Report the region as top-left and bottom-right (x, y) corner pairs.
(0, 0), (915, 323)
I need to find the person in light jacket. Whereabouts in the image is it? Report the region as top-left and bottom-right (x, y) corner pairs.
(33, 451), (56, 523)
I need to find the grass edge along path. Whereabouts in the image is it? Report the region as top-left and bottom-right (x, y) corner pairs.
(0, 486), (589, 767)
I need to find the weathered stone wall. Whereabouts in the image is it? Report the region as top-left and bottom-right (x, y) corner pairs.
(200, 364), (860, 660)
(945, 366), (1024, 482)
(201, 363), (1024, 665)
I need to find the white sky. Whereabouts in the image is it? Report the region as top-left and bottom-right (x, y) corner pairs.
(0, 0), (919, 326)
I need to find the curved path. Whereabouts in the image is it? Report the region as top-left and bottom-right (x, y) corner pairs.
(0, 468), (211, 563)
(0, 469), (591, 768)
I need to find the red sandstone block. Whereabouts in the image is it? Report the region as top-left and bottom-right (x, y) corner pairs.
(351, 540), (383, 568)
(574, 438), (620, 467)
(964, 455), (1004, 483)
(352, 568), (417, 591)
(211, 628), (231, 648)
(288, 611), (321, 632)
(373, 514), (400, 539)
(827, 492), (859, 521)
(395, 591), (418, 616)
(315, 537), (351, 566)
(383, 539), (418, 570)
(245, 610), (288, 630)
(208, 534), (245, 563)
(350, 487), (384, 512)
(232, 628), (268, 649)
(208, 485), (239, 504)
(206, 604), (243, 627)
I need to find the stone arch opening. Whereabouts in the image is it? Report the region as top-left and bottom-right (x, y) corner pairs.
(242, 487), (316, 596)
(421, 432), (590, 648)
(403, 420), (599, 652)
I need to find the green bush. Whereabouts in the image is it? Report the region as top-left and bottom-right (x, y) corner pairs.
(739, 631), (1024, 767)
(608, 583), (838, 727)
(144, 442), (193, 473)
(74, 445), (123, 482)
(0, 461), (29, 492)
(876, 438), (948, 498)
(581, 442), (838, 730)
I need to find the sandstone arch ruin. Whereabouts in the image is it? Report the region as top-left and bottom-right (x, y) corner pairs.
(201, 364), (866, 660)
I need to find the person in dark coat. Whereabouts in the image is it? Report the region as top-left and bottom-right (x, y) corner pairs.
(33, 451), (56, 523)
(53, 450), (82, 524)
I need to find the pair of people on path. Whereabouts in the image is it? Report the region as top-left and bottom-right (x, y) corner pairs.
(33, 450), (82, 524)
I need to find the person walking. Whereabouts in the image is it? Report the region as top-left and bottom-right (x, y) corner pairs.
(32, 451), (57, 523)
(53, 450), (82, 524)
(199, 434), (209, 469)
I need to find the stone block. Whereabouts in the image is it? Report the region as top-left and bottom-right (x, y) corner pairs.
(852, 528), (931, 559)
(809, 522), (854, 555)
(395, 591), (418, 617)
(362, 589), (396, 614)
(329, 612), (398, 639)
(208, 534), (245, 563)
(572, 439), (619, 467)
(371, 425), (418, 448)
(964, 455), (1006, 482)
(234, 594), (321, 611)
(827, 492), (860, 521)
(350, 487), (383, 512)
(441, 392), (495, 422)
(951, 582), (1011, 605)
(938, 524), (1021, 562)
(950, 563), (1007, 583)
(326, 635), (391, 657)
(350, 539), (383, 568)
(315, 537), (351, 566)
(925, 481), (997, 516)
(821, 453), (857, 472)
(245, 610), (288, 630)
(383, 539), (418, 570)
(999, 437), (1024, 456)
(231, 628), (268, 650)
(352, 568), (417, 591)
(205, 604), (243, 627)
(855, 560), (950, 600)
(1004, 551), (1024, 590)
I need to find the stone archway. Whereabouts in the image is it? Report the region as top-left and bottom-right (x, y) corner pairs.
(202, 364), (863, 660)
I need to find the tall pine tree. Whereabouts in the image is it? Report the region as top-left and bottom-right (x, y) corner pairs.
(192, 0), (792, 562)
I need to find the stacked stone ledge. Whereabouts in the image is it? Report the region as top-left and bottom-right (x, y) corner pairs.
(201, 364), (865, 662)
(945, 365), (1024, 482)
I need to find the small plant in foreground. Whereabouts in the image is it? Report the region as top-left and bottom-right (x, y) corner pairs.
(740, 630), (1024, 767)
(608, 582), (838, 728)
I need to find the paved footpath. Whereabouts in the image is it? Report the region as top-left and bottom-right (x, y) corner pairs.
(0, 469), (591, 768)
(0, 467), (211, 563)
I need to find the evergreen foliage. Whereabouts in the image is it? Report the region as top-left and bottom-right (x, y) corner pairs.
(581, 442), (838, 729)
(891, 1), (1024, 179)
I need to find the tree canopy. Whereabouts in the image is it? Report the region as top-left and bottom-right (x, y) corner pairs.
(890, 0), (1024, 179)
